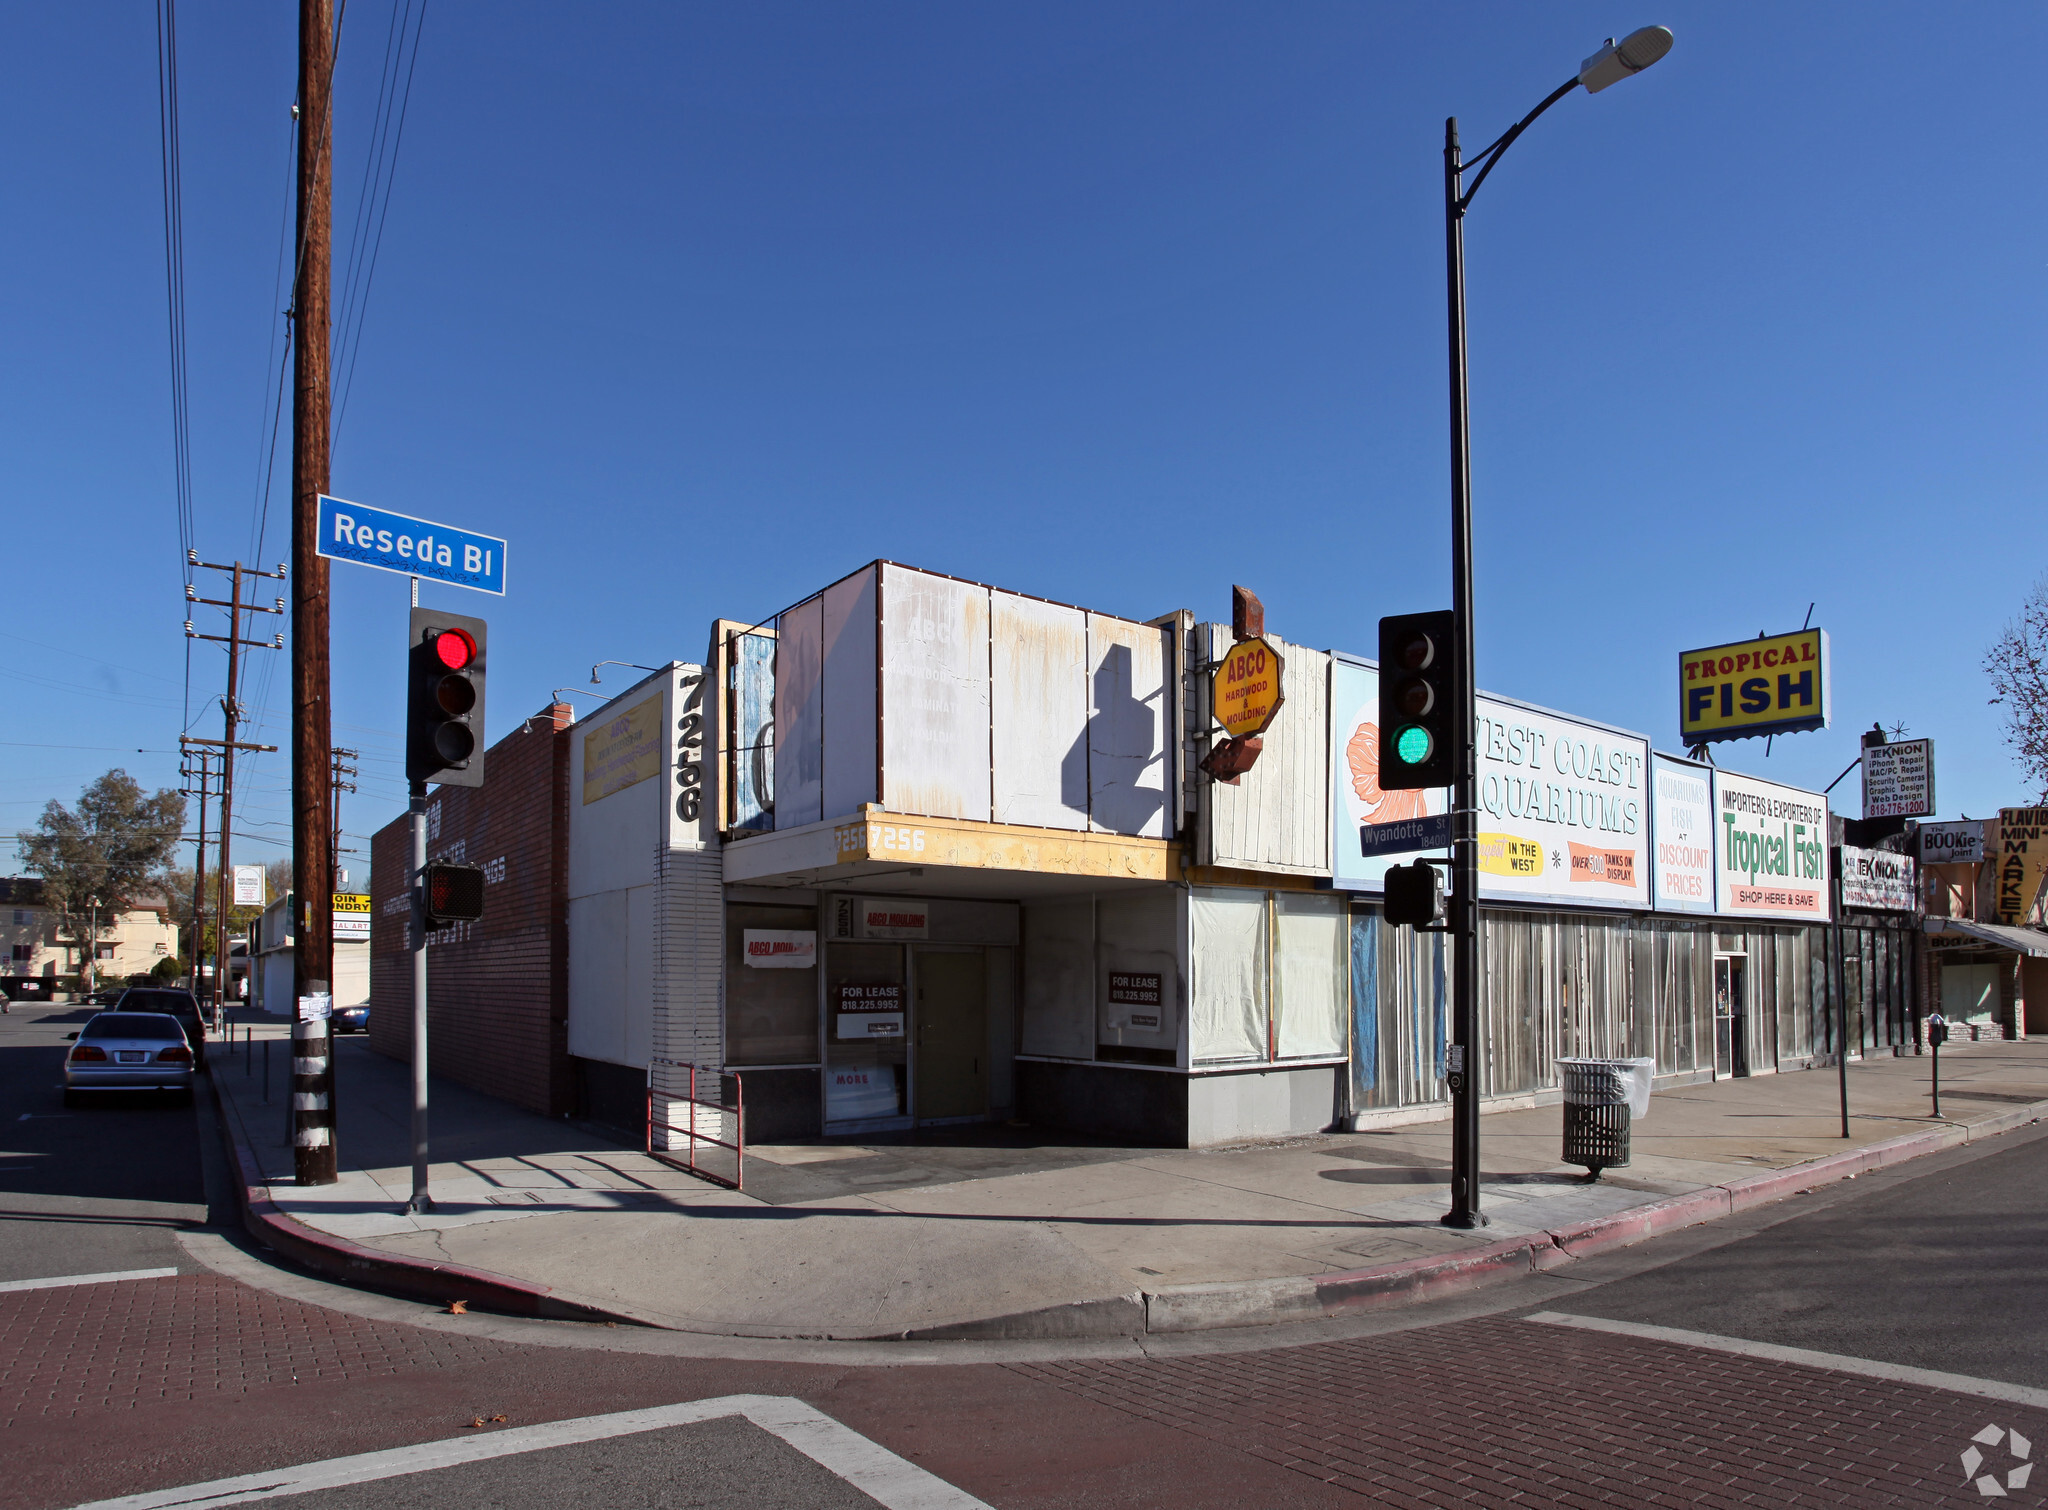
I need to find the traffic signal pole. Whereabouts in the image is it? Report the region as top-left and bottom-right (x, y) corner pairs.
(1442, 117), (1485, 1230)
(408, 772), (432, 1214)
(290, 0), (337, 1186)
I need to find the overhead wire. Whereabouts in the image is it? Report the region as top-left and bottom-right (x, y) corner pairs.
(154, 0), (196, 741)
(332, 0), (429, 452)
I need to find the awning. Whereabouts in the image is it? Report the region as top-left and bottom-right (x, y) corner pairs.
(1924, 917), (2048, 958)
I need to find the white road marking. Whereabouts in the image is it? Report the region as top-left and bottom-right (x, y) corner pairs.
(0, 1268), (179, 1294)
(1526, 1311), (2048, 1412)
(62, 1393), (993, 1510)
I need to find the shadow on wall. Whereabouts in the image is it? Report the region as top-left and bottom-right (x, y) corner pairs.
(1061, 642), (1165, 834)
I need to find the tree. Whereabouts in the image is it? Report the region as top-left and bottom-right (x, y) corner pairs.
(18, 770), (185, 992)
(1986, 577), (2048, 802)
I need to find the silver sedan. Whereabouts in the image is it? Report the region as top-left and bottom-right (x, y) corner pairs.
(64, 1011), (197, 1105)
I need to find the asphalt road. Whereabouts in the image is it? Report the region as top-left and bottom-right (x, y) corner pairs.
(1536, 1117), (2048, 1388)
(0, 1002), (210, 1284)
(6, 1033), (2048, 1509)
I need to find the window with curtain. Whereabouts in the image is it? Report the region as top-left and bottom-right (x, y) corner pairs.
(1190, 889), (1267, 1062)
(1274, 892), (1346, 1059)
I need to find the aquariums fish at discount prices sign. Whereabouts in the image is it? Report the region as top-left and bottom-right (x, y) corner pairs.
(1679, 628), (1829, 744)
(1712, 769), (1830, 921)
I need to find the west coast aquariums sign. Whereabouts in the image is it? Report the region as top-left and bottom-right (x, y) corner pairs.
(1712, 769), (1830, 922)
(1331, 655), (1649, 910)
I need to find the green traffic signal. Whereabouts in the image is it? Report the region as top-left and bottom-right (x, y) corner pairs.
(1394, 724), (1433, 766)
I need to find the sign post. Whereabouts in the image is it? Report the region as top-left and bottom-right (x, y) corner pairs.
(320, 493), (507, 1216)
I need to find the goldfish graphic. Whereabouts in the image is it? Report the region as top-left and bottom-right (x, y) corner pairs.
(1347, 720), (1431, 823)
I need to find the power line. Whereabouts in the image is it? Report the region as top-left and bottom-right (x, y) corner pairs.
(154, 0), (196, 742)
(333, 0), (430, 451)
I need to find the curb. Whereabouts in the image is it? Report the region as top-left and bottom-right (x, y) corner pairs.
(1134, 1107), (2047, 1335)
(206, 1070), (657, 1328)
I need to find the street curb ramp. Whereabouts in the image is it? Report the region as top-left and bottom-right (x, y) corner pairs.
(206, 1071), (656, 1328)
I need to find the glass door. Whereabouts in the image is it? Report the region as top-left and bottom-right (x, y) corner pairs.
(1713, 954), (1749, 1078)
(823, 942), (908, 1129)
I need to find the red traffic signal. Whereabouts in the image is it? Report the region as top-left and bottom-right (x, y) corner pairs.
(431, 627), (477, 671)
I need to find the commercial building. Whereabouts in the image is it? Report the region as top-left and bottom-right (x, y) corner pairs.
(371, 559), (1979, 1150)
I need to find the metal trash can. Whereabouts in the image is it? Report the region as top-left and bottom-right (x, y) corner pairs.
(1557, 1058), (1654, 1180)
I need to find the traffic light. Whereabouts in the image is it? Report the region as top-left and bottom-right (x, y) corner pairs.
(420, 861), (486, 927)
(407, 607), (487, 787)
(1377, 610), (1457, 791)
(1383, 861), (1447, 929)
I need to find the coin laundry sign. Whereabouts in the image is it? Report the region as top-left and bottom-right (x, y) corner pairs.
(1678, 628), (1829, 743)
(1211, 637), (1285, 737)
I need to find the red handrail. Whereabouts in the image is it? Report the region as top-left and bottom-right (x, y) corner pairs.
(646, 1060), (743, 1191)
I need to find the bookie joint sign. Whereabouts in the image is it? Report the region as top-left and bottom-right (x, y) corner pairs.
(1712, 769), (1831, 921)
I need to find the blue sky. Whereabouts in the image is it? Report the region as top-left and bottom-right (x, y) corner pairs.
(4, 3), (2044, 879)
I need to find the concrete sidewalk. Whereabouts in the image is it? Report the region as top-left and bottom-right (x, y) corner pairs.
(208, 1015), (2048, 1339)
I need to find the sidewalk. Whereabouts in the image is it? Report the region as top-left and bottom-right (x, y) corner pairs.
(208, 1015), (2048, 1340)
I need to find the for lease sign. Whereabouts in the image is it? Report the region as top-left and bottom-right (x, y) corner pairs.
(1712, 769), (1830, 921)
(1679, 629), (1829, 744)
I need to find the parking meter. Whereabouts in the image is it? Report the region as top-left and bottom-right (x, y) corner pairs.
(1926, 1012), (1947, 1117)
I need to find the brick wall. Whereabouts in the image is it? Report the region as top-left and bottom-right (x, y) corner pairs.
(370, 704), (574, 1115)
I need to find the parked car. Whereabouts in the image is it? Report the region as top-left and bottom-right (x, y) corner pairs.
(333, 1004), (370, 1034)
(110, 987), (208, 1066)
(64, 1012), (195, 1105)
(86, 988), (125, 1006)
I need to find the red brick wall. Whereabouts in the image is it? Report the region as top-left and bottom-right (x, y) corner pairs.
(370, 704), (574, 1116)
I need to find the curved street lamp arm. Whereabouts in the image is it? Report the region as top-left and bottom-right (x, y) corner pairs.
(1458, 76), (1581, 213)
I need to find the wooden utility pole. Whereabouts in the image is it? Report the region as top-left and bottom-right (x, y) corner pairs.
(179, 750), (212, 995)
(291, 0), (337, 1185)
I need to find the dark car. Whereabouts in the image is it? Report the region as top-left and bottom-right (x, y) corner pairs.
(111, 987), (208, 1066)
(65, 1012), (195, 1105)
(333, 1004), (369, 1034)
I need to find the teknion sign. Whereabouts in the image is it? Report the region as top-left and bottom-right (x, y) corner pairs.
(1678, 628), (1829, 744)
(1862, 738), (1935, 820)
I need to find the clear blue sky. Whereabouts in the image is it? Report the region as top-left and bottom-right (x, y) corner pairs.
(5, 3), (2044, 880)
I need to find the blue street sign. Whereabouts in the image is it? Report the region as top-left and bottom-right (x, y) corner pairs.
(1360, 812), (1452, 859)
(316, 494), (507, 595)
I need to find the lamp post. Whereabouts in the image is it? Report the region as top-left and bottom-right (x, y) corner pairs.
(1440, 26), (1673, 1231)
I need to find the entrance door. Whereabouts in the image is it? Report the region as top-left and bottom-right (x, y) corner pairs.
(1713, 955), (1749, 1078)
(914, 949), (987, 1122)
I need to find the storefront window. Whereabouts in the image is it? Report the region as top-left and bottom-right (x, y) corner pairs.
(1274, 892), (1346, 1059)
(824, 941), (907, 1123)
(1190, 889), (1267, 1062)
(724, 904), (819, 1065)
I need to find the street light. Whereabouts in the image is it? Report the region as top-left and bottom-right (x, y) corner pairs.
(1439, 26), (1673, 1232)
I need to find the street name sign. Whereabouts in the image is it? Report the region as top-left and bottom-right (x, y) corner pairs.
(1862, 738), (1935, 819)
(1360, 813), (1452, 859)
(317, 494), (506, 595)
(1678, 628), (1829, 744)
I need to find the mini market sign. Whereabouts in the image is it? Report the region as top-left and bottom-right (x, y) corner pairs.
(1212, 636), (1285, 738)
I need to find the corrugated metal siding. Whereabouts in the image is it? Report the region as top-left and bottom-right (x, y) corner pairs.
(772, 597), (823, 829)
(1088, 615), (1170, 839)
(1198, 623), (1330, 875)
(990, 592), (1089, 830)
(879, 564), (993, 821)
(821, 566), (878, 821)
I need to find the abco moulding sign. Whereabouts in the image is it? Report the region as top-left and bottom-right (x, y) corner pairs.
(1650, 754), (1716, 914)
(1331, 656), (1649, 909)
(1712, 769), (1830, 922)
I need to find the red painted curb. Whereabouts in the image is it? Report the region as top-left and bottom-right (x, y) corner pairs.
(1311, 1233), (1550, 1316)
(207, 1072), (651, 1328)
